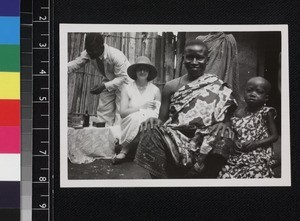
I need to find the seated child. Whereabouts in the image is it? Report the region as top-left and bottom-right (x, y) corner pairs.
(218, 76), (278, 178)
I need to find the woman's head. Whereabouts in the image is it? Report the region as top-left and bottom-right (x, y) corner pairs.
(127, 56), (157, 81)
(135, 65), (150, 81)
(244, 77), (271, 108)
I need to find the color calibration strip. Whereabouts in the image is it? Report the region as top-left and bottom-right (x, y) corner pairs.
(0, 0), (21, 220)
(21, 0), (33, 220)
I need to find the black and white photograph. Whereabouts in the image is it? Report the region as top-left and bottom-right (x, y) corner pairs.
(59, 25), (290, 187)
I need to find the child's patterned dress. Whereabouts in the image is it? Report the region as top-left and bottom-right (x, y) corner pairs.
(218, 106), (277, 178)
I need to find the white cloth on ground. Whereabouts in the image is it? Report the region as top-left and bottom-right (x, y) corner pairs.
(68, 127), (115, 164)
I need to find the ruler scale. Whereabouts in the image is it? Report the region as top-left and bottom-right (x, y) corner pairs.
(32, 0), (51, 220)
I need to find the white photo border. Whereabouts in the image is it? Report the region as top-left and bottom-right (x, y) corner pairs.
(60, 24), (290, 187)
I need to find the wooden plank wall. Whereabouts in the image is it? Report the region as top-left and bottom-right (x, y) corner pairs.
(67, 32), (182, 115)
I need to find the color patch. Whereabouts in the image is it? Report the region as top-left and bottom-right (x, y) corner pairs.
(0, 45), (20, 72)
(0, 17), (20, 44)
(0, 72), (20, 99)
(0, 155), (20, 181)
(0, 0), (21, 215)
(0, 0), (19, 16)
(0, 209), (20, 221)
(0, 126), (20, 153)
(0, 100), (20, 126)
(0, 182), (20, 207)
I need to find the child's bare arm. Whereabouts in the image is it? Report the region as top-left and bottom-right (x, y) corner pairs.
(255, 111), (279, 146)
(242, 111), (278, 151)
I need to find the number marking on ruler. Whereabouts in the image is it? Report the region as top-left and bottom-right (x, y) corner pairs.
(32, 0), (51, 220)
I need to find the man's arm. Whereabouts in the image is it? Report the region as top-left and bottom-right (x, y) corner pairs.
(158, 81), (174, 123)
(103, 48), (130, 92)
(67, 50), (90, 73)
(211, 85), (237, 139)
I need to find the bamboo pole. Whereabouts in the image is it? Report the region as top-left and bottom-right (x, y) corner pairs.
(164, 32), (175, 83)
(175, 32), (186, 78)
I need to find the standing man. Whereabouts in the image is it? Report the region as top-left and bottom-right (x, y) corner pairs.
(68, 33), (132, 126)
(135, 39), (237, 178)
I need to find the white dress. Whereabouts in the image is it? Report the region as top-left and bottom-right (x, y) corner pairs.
(120, 81), (161, 146)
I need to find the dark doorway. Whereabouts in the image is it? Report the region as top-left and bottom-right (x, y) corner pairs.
(261, 32), (281, 134)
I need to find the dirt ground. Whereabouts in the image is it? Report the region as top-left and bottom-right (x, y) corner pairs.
(68, 158), (150, 179)
(68, 136), (281, 179)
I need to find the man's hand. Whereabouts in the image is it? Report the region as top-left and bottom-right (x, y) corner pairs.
(211, 122), (234, 139)
(139, 117), (163, 132)
(90, 84), (106, 95)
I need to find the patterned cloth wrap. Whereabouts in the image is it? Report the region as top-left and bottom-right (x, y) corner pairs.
(218, 106), (277, 178)
(196, 32), (240, 104)
(135, 74), (236, 177)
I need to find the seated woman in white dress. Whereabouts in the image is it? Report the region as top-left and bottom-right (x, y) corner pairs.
(112, 56), (161, 164)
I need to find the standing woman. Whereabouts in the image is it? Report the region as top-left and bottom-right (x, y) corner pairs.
(112, 56), (161, 164)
